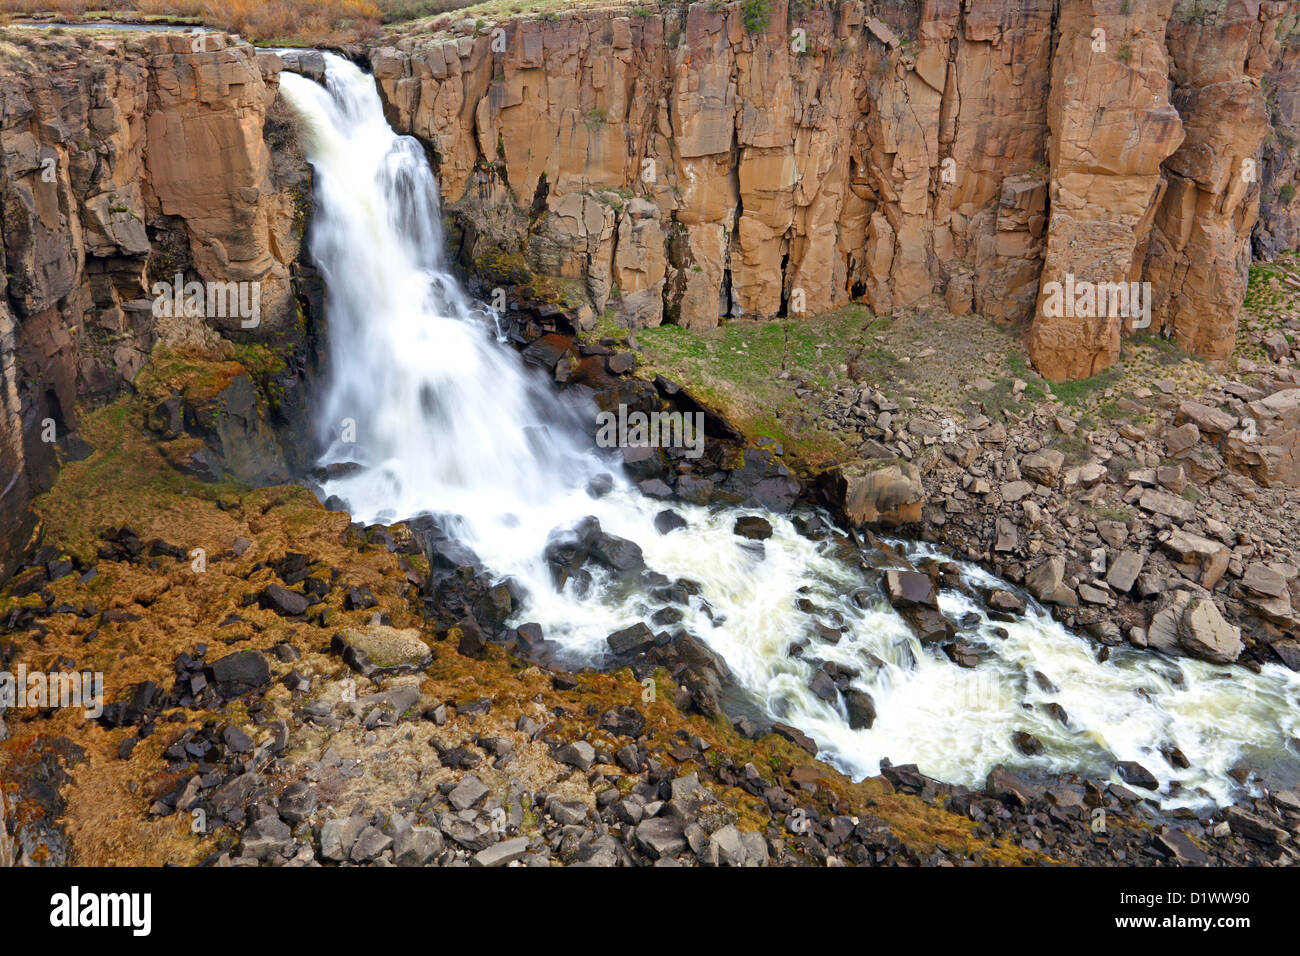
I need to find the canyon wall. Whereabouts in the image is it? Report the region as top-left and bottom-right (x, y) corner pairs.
(367, 0), (1300, 379)
(0, 31), (313, 581)
(6, 1), (1300, 581)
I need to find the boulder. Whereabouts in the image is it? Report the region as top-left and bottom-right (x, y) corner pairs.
(1106, 550), (1144, 593)
(1176, 400), (1236, 435)
(654, 510), (688, 534)
(208, 650), (271, 697)
(472, 837), (530, 867)
(1160, 529), (1230, 589)
(1231, 389), (1300, 487)
(606, 623), (655, 656)
(1165, 422), (1201, 456)
(258, 583), (308, 617)
(884, 569), (955, 643)
(843, 688), (876, 730)
(1146, 590), (1193, 655)
(1025, 555), (1065, 602)
(331, 626), (432, 678)
(1177, 597), (1242, 664)
(598, 706), (646, 737)
(733, 516), (773, 540)
(1241, 562), (1286, 598)
(771, 722), (818, 756)
(1019, 449), (1065, 486)
(1116, 761), (1158, 791)
(826, 461), (924, 527)
(556, 740), (596, 771)
(985, 589), (1026, 614)
(1138, 488), (1195, 522)
(883, 569), (938, 609)
(634, 817), (687, 860)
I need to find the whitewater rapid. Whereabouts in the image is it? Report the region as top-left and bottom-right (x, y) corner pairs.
(280, 54), (1300, 810)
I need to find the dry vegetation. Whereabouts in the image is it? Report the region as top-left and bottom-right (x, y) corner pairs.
(0, 0), (642, 45)
(0, 0), (429, 45)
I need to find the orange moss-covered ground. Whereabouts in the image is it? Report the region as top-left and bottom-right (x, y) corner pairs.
(1, 351), (1046, 866)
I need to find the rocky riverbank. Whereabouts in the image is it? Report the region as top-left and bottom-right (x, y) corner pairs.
(10, 283), (1299, 868)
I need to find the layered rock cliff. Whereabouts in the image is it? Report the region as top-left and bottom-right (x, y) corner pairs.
(0, 30), (316, 580)
(6, 0), (1300, 581)
(366, 0), (1300, 381)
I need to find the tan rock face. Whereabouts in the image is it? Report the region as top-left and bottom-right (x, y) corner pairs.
(0, 33), (306, 580)
(1028, 0), (1184, 381)
(375, 1), (1299, 380)
(1144, 0), (1281, 360)
(1257, 4), (1300, 258)
(144, 34), (297, 338)
(825, 460), (925, 527)
(373, 1), (1062, 331)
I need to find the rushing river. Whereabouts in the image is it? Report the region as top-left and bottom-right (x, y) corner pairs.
(280, 54), (1300, 810)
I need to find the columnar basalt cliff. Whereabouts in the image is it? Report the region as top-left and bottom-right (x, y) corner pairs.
(0, 31), (315, 580)
(364, 0), (1300, 378)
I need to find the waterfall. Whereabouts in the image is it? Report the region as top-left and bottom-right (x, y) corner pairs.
(279, 54), (1300, 809)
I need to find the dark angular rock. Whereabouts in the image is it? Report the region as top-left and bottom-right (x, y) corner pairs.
(808, 670), (838, 703)
(639, 479), (673, 498)
(771, 722), (817, 756)
(556, 740), (596, 771)
(843, 688), (876, 730)
(733, 515), (774, 540)
(1116, 760), (1159, 791)
(278, 782), (318, 824)
(607, 352), (636, 374)
(591, 532), (645, 574)
(456, 615), (488, 659)
(634, 816), (687, 859)
(607, 623), (655, 656)
(945, 640), (980, 668)
(344, 586), (378, 611)
(985, 588), (1026, 614)
(208, 651), (271, 698)
(1011, 731), (1043, 756)
(258, 583), (308, 617)
(221, 725), (254, 754)
(598, 706), (646, 737)
(884, 569), (938, 609)
(654, 509), (688, 534)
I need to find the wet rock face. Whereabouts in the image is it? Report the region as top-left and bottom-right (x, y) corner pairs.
(371, 1), (1300, 379)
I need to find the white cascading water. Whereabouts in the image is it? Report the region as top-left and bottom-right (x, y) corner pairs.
(280, 55), (1300, 810)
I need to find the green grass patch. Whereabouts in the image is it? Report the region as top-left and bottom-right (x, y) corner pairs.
(630, 306), (881, 467)
(1046, 430), (1092, 466)
(1089, 504), (1136, 525)
(741, 0), (771, 33)
(31, 396), (247, 564)
(1050, 365), (1124, 407)
(1127, 329), (1190, 367)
